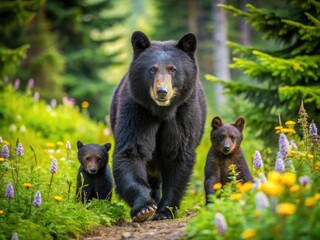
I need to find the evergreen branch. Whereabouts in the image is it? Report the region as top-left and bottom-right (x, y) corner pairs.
(279, 85), (320, 108)
(305, 13), (320, 27)
(217, 4), (250, 18)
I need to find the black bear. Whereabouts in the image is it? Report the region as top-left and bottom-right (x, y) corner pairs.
(76, 140), (113, 202)
(110, 31), (206, 222)
(204, 116), (253, 204)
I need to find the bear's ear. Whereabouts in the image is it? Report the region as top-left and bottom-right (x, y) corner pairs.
(77, 140), (84, 149)
(104, 143), (111, 151)
(211, 116), (223, 130)
(176, 33), (197, 55)
(131, 31), (151, 55)
(234, 117), (245, 132)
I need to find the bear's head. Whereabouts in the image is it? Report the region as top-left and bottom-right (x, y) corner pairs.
(210, 116), (245, 155)
(77, 140), (111, 174)
(128, 31), (198, 111)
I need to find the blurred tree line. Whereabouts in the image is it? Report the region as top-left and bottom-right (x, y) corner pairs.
(1, 0), (319, 146)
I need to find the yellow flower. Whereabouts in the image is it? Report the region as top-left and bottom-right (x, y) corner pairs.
(0, 157), (5, 162)
(46, 142), (55, 148)
(316, 162), (320, 171)
(275, 126), (283, 130)
(285, 120), (296, 126)
(213, 183), (222, 190)
(230, 193), (242, 201)
(300, 153), (306, 157)
(276, 203), (296, 216)
(305, 197), (316, 207)
(54, 195), (62, 202)
(23, 183), (32, 189)
(56, 141), (64, 146)
(0, 210), (4, 214)
(314, 193), (320, 200)
(306, 154), (314, 159)
(289, 184), (300, 193)
(81, 101), (90, 109)
(238, 182), (253, 193)
(280, 128), (296, 134)
(242, 229), (257, 239)
(3, 140), (10, 145)
(267, 171), (281, 183)
(280, 172), (296, 186)
(260, 182), (284, 196)
(253, 210), (261, 219)
(287, 150), (297, 156)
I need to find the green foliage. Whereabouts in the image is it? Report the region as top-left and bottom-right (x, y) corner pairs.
(212, 1), (320, 144)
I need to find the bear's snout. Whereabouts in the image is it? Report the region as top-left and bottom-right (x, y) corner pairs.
(89, 166), (97, 174)
(156, 86), (168, 98)
(223, 144), (230, 153)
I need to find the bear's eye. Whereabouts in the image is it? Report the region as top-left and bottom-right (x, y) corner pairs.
(218, 134), (224, 141)
(149, 66), (158, 74)
(85, 157), (90, 161)
(167, 65), (176, 75)
(230, 135), (236, 141)
(97, 157), (102, 162)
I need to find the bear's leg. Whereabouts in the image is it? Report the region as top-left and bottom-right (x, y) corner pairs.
(148, 175), (161, 204)
(153, 151), (195, 220)
(113, 160), (157, 222)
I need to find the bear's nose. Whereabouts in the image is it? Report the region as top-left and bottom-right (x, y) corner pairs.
(89, 167), (97, 174)
(223, 145), (230, 152)
(157, 86), (168, 98)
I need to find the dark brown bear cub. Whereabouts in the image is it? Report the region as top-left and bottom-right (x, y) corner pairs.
(204, 116), (253, 204)
(76, 140), (113, 202)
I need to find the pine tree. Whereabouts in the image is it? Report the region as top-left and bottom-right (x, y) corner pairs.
(207, 0), (320, 142)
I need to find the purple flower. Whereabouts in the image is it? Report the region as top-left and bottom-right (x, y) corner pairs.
(66, 141), (71, 150)
(50, 99), (57, 108)
(289, 140), (297, 150)
(50, 159), (58, 174)
(275, 152), (285, 173)
(33, 91), (40, 101)
(253, 150), (263, 169)
(11, 232), (18, 240)
(27, 78), (34, 89)
(215, 212), (228, 234)
(13, 79), (20, 89)
(16, 143), (24, 156)
(279, 133), (289, 158)
(33, 191), (42, 208)
(5, 183), (14, 199)
(299, 175), (310, 186)
(1, 144), (9, 160)
(255, 192), (270, 209)
(309, 121), (318, 136)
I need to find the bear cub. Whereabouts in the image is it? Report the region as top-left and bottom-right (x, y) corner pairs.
(204, 116), (253, 204)
(76, 140), (113, 202)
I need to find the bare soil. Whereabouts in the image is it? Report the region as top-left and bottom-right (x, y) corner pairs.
(81, 215), (194, 240)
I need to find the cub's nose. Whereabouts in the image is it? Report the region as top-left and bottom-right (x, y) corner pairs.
(89, 167), (97, 174)
(157, 86), (168, 98)
(223, 145), (230, 152)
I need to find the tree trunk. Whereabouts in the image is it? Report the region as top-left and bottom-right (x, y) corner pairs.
(213, 0), (230, 108)
(240, 0), (250, 46)
(187, 0), (197, 35)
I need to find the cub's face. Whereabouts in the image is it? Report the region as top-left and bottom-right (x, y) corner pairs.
(77, 141), (111, 174)
(129, 31), (198, 108)
(210, 116), (245, 155)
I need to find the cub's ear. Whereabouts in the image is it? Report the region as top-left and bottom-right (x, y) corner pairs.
(234, 117), (245, 132)
(77, 140), (84, 149)
(176, 33), (197, 55)
(104, 143), (111, 151)
(211, 116), (223, 130)
(131, 31), (151, 55)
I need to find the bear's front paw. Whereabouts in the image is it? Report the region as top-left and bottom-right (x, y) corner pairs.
(132, 203), (157, 223)
(152, 210), (174, 221)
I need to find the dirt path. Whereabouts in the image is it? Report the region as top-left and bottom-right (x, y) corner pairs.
(82, 216), (193, 240)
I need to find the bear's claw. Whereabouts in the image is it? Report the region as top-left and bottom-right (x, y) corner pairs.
(132, 204), (157, 222)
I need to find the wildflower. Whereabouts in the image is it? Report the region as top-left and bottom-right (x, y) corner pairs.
(276, 203), (296, 216)
(0, 157), (5, 162)
(255, 192), (269, 209)
(289, 184), (300, 193)
(33, 191), (42, 208)
(0, 210), (4, 214)
(215, 212), (228, 234)
(54, 195), (62, 202)
(298, 176), (310, 186)
(253, 210), (261, 218)
(230, 193), (242, 201)
(285, 120), (296, 126)
(66, 141), (71, 150)
(279, 133), (289, 158)
(260, 181), (283, 196)
(305, 197), (316, 208)
(14, 79), (20, 89)
(56, 141), (64, 147)
(241, 229), (256, 239)
(306, 154), (314, 159)
(23, 183), (32, 189)
(213, 183), (222, 190)
(309, 120), (318, 136)
(1, 144), (9, 159)
(275, 126), (283, 131)
(81, 101), (89, 108)
(280, 172), (296, 186)
(46, 142), (55, 148)
(16, 143), (24, 156)
(316, 162), (320, 170)
(50, 159), (58, 174)
(267, 171), (281, 183)
(253, 150), (263, 169)
(5, 183), (14, 199)
(314, 193), (320, 200)
(50, 99), (57, 108)
(239, 182), (253, 193)
(11, 232), (18, 240)
(33, 91), (40, 101)
(289, 140), (297, 150)
(275, 153), (285, 173)
(27, 78), (34, 89)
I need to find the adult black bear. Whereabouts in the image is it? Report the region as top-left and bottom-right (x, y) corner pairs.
(204, 116), (253, 204)
(110, 31), (206, 222)
(76, 141), (113, 202)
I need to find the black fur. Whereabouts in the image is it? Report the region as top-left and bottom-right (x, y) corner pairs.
(110, 31), (206, 221)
